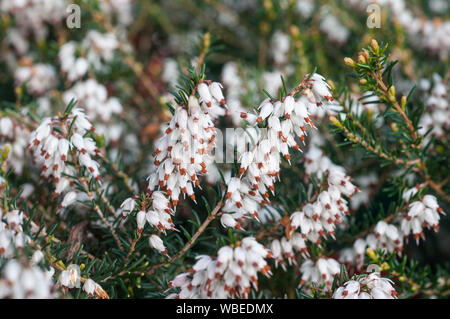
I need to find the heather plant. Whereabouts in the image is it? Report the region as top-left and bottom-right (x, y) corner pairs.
(0, 0), (448, 299)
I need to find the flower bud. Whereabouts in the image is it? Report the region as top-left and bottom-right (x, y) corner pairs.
(370, 39), (379, 53)
(344, 57), (356, 67)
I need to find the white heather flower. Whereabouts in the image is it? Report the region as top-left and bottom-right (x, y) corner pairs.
(270, 235), (303, 270)
(198, 83), (214, 107)
(0, 259), (56, 299)
(29, 108), (101, 197)
(136, 210), (146, 233)
(99, 0), (134, 27)
(120, 197), (136, 219)
(14, 63), (57, 96)
(62, 79), (123, 123)
(290, 170), (357, 245)
(401, 194), (445, 244)
(0, 117), (13, 138)
(58, 42), (89, 82)
(209, 82), (226, 106)
(418, 73), (449, 142)
(149, 234), (168, 255)
(1, 0), (66, 39)
(310, 73), (334, 104)
(31, 250), (44, 265)
(402, 185), (421, 201)
(220, 213), (239, 229)
(60, 191), (77, 208)
(133, 190), (175, 235)
(223, 74), (338, 229)
(148, 86), (225, 207)
(0, 209), (32, 258)
(295, 0), (314, 18)
(299, 257), (341, 291)
(373, 221), (403, 253)
(59, 264), (81, 289)
(319, 9), (349, 44)
(83, 31), (119, 71)
(4, 210), (23, 230)
(162, 58), (179, 87)
(82, 278), (109, 299)
(270, 31), (290, 65)
(0, 116), (31, 174)
(19, 183), (35, 199)
(83, 278), (96, 297)
(334, 268), (397, 299)
(169, 237), (272, 298)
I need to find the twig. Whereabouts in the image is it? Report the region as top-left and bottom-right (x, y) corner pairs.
(79, 179), (124, 251)
(144, 200), (224, 275)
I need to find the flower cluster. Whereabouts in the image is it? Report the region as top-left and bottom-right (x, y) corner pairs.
(220, 62), (247, 126)
(62, 79), (123, 123)
(341, 189), (446, 269)
(401, 194), (445, 244)
(290, 169), (358, 245)
(14, 62), (58, 96)
(418, 73), (449, 141)
(319, 7), (350, 45)
(147, 82), (225, 206)
(303, 139), (343, 178)
(221, 74), (335, 229)
(270, 233), (308, 269)
(168, 237), (272, 298)
(120, 191), (175, 255)
(28, 108), (101, 198)
(59, 264), (109, 299)
(58, 31), (119, 83)
(100, 0), (134, 28)
(346, 0), (450, 59)
(270, 31), (291, 66)
(0, 0), (66, 39)
(299, 257), (341, 291)
(0, 207), (56, 298)
(333, 269), (398, 299)
(0, 209), (29, 258)
(132, 191), (175, 234)
(0, 116), (30, 174)
(0, 259), (56, 299)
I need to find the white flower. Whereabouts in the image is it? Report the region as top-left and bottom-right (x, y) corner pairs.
(136, 211), (146, 233)
(83, 278), (96, 296)
(149, 234), (167, 255)
(401, 194), (445, 244)
(0, 259), (56, 298)
(31, 250), (44, 265)
(59, 264), (80, 289)
(222, 76), (337, 229)
(220, 214), (238, 229)
(14, 63), (57, 95)
(120, 197), (136, 219)
(169, 237), (272, 298)
(270, 31), (290, 65)
(0, 117), (13, 138)
(60, 191), (77, 208)
(290, 171), (357, 245)
(299, 257), (341, 291)
(62, 79), (123, 123)
(334, 269), (397, 299)
(29, 108), (101, 197)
